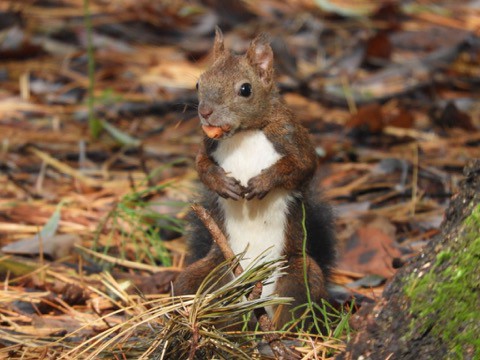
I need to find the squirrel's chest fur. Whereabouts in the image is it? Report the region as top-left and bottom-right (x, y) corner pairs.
(212, 130), (292, 299)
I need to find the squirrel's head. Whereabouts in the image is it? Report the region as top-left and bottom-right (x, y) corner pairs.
(196, 27), (276, 139)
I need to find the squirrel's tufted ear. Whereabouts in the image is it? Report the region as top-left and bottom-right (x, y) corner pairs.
(246, 34), (274, 85)
(213, 26), (225, 60)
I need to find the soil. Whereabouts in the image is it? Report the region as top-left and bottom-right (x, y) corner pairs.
(338, 159), (480, 360)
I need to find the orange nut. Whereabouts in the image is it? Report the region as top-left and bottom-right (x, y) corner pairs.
(202, 125), (224, 139)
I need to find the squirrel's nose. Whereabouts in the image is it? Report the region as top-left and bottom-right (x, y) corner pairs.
(199, 105), (213, 120)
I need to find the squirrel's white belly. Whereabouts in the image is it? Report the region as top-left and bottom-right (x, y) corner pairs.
(213, 130), (292, 306)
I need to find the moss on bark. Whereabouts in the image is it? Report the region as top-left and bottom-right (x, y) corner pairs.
(405, 204), (480, 358)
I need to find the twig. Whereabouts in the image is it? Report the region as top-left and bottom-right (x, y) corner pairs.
(191, 203), (301, 360)
(191, 203), (243, 276)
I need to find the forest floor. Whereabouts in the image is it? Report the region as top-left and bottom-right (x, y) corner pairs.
(1, 0), (479, 359)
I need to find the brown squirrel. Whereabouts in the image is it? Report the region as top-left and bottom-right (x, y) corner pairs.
(173, 28), (336, 328)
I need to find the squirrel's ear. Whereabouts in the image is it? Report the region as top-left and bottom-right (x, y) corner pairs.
(246, 34), (274, 85)
(213, 26), (225, 59)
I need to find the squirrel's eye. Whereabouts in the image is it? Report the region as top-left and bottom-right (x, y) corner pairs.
(195, 82), (199, 91)
(239, 83), (252, 97)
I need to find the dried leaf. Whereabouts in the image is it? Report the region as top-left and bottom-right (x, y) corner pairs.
(101, 119), (141, 147)
(346, 103), (384, 135)
(337, 218), (401, 278)
(1, 233), (80, 259)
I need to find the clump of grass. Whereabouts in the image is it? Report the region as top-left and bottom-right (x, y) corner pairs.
(63, 255), (291, 359)
(93, 178), (186, 267)
(160, 255), (291, 359)
(285, 299), (353, 339)
(297, 203), (352, 344)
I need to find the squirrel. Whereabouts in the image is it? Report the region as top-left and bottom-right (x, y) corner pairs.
(173, 27), (336, 328)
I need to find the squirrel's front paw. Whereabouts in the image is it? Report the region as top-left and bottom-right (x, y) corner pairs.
(202, 167), (245, 200)
(245, 174), (272, 200)
(217, 175), (246, 200)
(202, 166), (245, 200)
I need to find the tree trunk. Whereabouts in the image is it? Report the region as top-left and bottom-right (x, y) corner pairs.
(339, 160), (480, 360)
